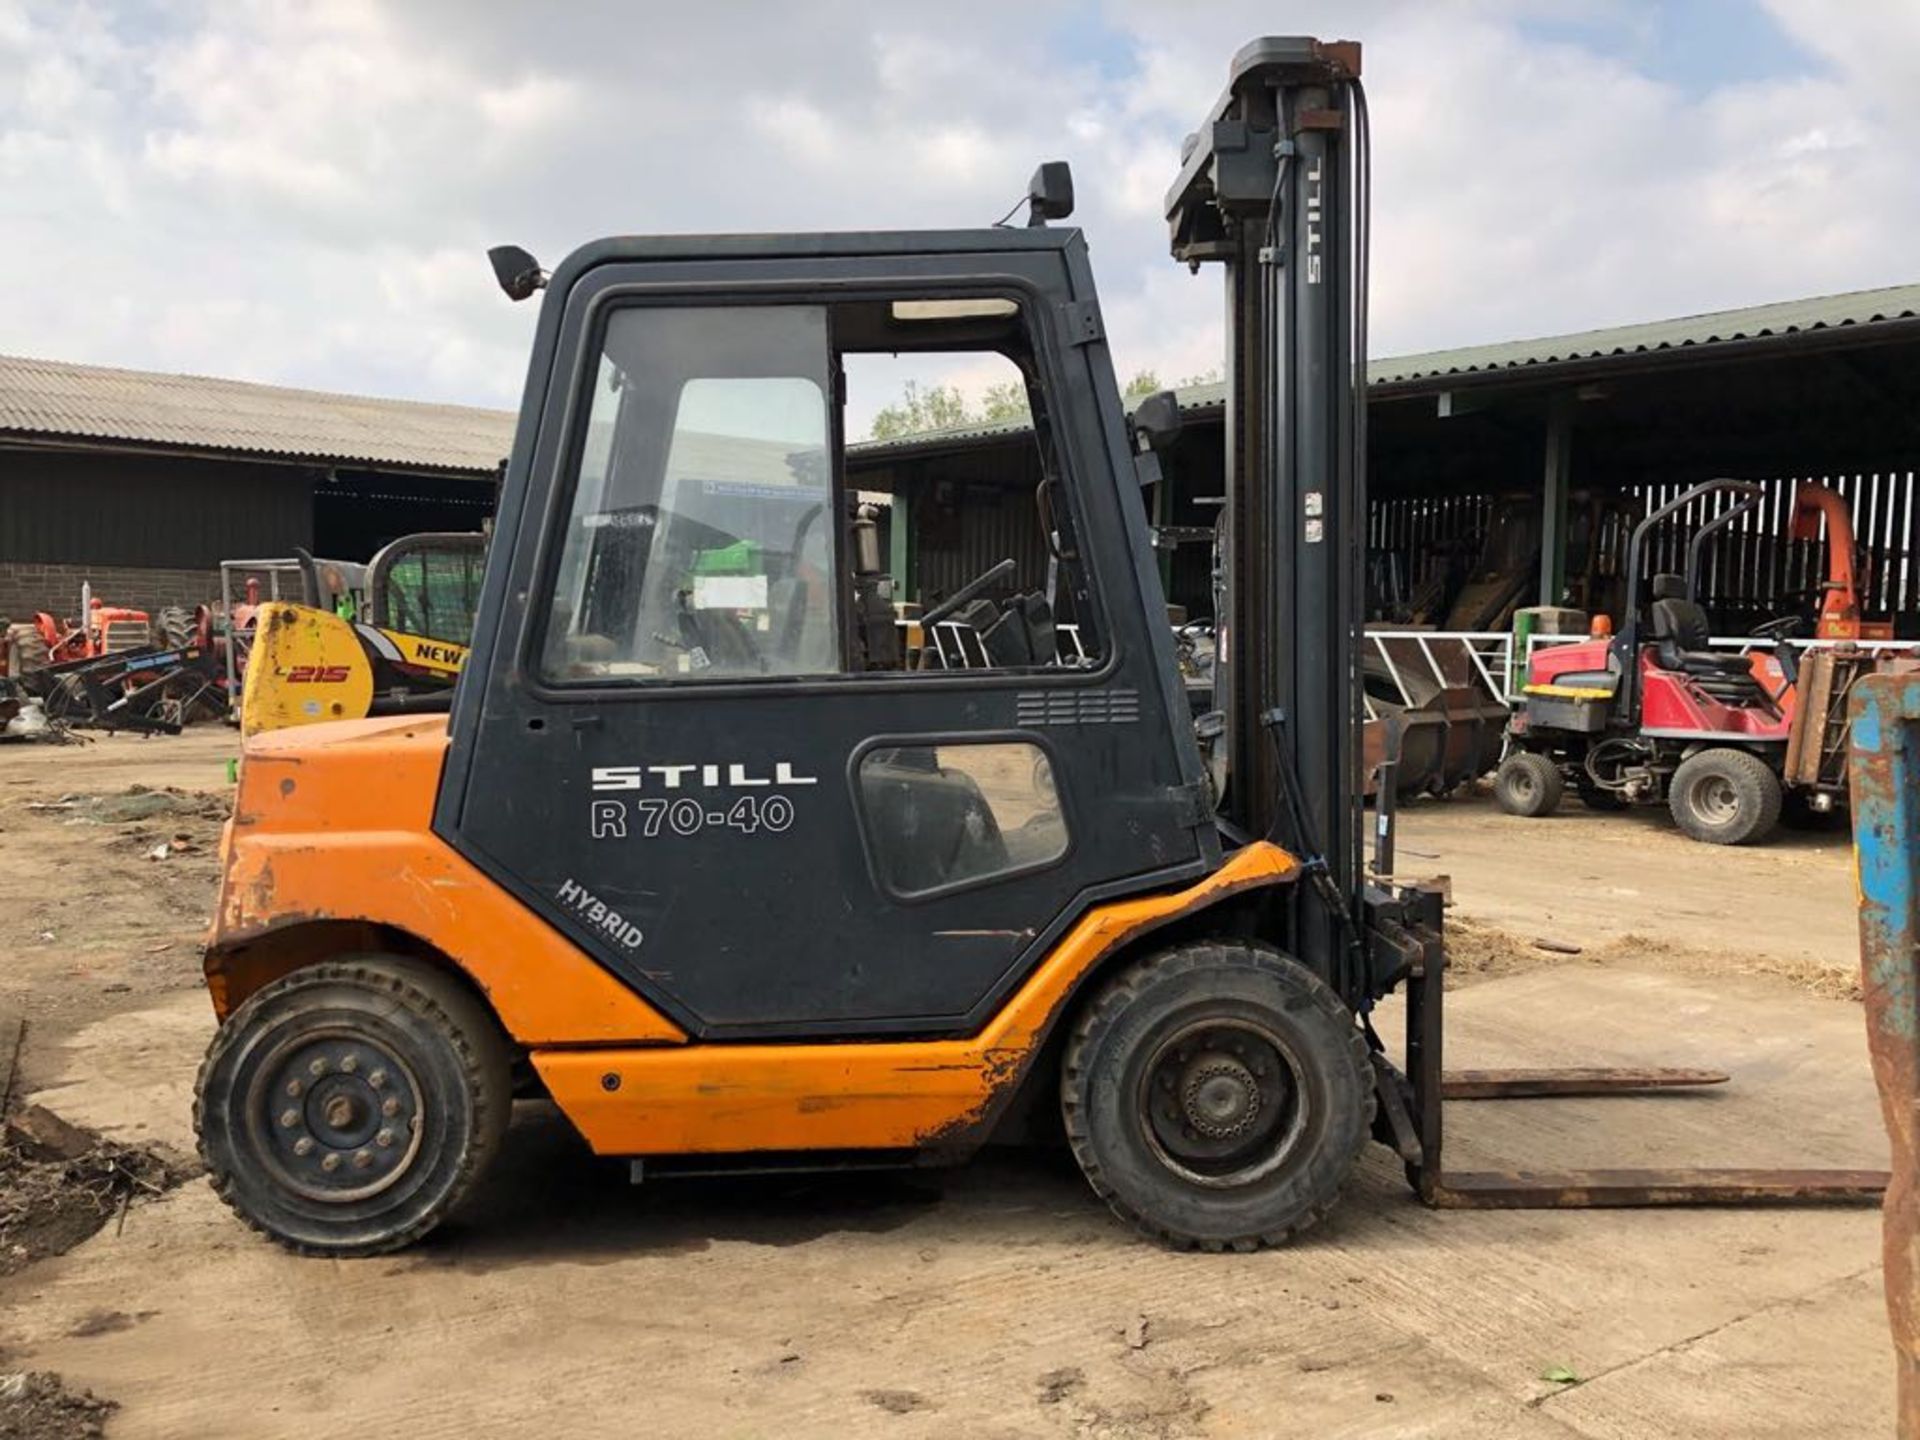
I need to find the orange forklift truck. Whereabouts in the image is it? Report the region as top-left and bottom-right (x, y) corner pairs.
(194, 38), (1883, 1256)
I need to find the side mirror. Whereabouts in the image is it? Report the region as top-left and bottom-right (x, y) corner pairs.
(1025, 161), (1075, 227)
(487, 245), (546, 302)
(1130, 389), (1183, 453)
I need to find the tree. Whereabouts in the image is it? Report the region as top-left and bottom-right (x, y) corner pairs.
(979, 381), (1030, 423)
(869, 381), (974, 441)
(866, 364), (1224, 441)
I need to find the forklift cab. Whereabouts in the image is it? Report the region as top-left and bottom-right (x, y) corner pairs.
(437, 229), (1215, 1037)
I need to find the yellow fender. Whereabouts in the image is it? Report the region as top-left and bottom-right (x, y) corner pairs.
(240, 602), (375, 736)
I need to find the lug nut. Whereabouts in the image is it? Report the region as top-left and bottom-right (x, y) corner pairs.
(381, 1097), (399, 1118)
(279, 1108), (299, 1128)
(367, 1069), (387, 1090)
(321, 1153), (341, 1172)
(308, 1057), (329, 1077)
(352, 1150), (373, 1170)
(285, 1078), (303, 1098)
(376, 1128), (394, 1148)
(293, 1137), (315, 1157)
(339, 1055), (358, 1074)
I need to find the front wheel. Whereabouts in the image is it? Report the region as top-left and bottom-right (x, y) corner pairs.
(1494, 751), (1564, 817)
(1060, 942), (1371, 1251)
(195, 955), (513, 1257)
(1668, 749), (1782, 845)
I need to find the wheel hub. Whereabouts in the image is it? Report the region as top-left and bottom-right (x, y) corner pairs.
(1695, 775), (1739, 823)
(1140, 1021), (1307, 1188)
(1182, 1056), (1262, 1140)
(251, 1033), (423, 1202)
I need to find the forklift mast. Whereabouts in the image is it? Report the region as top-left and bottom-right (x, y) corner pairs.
(1165, 40), (1369, 986)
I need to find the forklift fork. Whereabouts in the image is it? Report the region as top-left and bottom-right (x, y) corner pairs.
(1366, 712), (1883, 1209)
(1387, 908), (1887, 1208)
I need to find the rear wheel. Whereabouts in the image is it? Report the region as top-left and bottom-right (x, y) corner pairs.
(1494, 751), (1564, 817)
(1668, 749), (1782, 846)
(195, 955), (512, 1256)
(1060, 942), (1371, 1251)
(4, 622), (48, 674)
(156, 606), (196, 650)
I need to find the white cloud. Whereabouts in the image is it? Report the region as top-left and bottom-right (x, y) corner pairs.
(0, 0), (1914, 427)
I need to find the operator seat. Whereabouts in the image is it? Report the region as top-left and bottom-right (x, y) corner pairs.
(1647, 574), (1763, 702)
(957, 593), (1060, 668)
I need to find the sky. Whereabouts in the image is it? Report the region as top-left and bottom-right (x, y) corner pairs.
(4, 0), (1918, 439)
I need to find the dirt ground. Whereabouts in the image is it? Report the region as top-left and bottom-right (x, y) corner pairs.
(0, 730), (1896, 1438)
(1397, 784), (1859, 978)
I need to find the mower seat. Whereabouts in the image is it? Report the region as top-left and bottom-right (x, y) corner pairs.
(1647, 574), (1764, 702)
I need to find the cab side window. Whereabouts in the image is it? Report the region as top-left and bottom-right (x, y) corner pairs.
(538, 293), (1103, 685)
(542, 305), (839, 682)
(841, 299), (1102, 675)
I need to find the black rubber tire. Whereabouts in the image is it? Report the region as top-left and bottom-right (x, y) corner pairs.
(1668, 748), (1783, 846)
(195, 955), (512, 1257)
(1060, 942), (1372, 1252)
(1494, 751), (1564, 818)
(156, 606), (195, 651)
(4, 621), (48, 674)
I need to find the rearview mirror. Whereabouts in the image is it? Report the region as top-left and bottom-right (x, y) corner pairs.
(1026, 161), (1074, 227)
(487, 245), (546, 302)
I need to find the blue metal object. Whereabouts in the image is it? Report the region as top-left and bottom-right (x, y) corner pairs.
(1848, 670), (1920, 1436)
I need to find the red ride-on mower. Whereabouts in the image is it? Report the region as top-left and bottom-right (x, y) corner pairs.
(1495, 479), (1801, 846)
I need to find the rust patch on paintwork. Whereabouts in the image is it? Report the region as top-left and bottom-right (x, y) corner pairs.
(200, 713), (683, 1047)
(911, 859), (1299, 1149)
(1847, 673), (1920, 1425)
(524, 845), (1300, 1160)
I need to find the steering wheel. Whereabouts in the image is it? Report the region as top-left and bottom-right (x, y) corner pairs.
(1749, 614), (1807, 642)
(919, 558), (1017, 630)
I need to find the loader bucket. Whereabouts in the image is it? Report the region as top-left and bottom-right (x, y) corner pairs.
(1362, 634), (1508, 797)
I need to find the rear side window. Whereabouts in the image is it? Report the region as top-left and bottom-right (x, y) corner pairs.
(541, 305), (839, 683)
(857, 741), (1068, 896)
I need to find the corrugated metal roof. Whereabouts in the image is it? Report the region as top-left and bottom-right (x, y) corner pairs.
(1367, 281), (1920, 388)
(0, 354), (515, 474)
(8, 283), (1920, 468)
(864, 282), (1920, 446)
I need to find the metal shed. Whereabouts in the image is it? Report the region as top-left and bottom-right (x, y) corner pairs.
(0, 355), (508, 619)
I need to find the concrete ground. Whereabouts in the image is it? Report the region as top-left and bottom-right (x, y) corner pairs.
(0, 731), (1895, 1438)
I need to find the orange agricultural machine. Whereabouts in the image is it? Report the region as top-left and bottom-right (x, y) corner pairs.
(1792, 482), (1892, 642)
